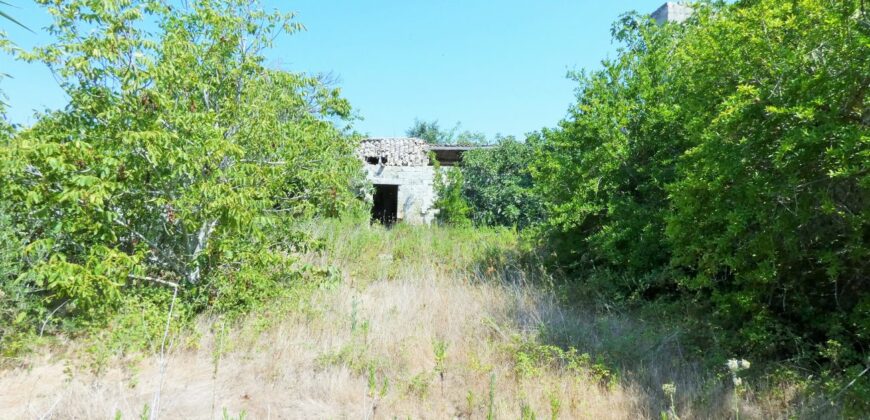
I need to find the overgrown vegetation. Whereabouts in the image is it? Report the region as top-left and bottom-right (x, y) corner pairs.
(406, 118), (487, 146)
(0, 0), (363, 357)
(421, 127), (543, 229)
(0, 222), (836, 418)
(0, 0), (866, 417)
(461, 137), (543, 229)
(433, 164), (472, 226)
(302, 217), (518, 283)
(530, 0), (868, 411)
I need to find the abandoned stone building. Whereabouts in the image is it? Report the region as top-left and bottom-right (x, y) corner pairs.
(359, 138), (472, 225)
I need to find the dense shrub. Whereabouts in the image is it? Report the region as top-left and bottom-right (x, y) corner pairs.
(532, 0), (869, 381)
(664, 0), (869, 380)
(0, 104), (33, 355)
(433, 165), (471, 226)
(0, 0), (363, 344)
(0, 198), (33, 357)
(460, 137), (544, 229)
(530, 12), (686, 294)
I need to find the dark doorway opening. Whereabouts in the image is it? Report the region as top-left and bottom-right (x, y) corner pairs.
(372, 184), (398, 226)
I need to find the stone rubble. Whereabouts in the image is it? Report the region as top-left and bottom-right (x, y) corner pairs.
(359, 137), (430, 167)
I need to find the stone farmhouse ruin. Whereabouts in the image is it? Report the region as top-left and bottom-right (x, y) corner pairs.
(359, 138), (473, 225)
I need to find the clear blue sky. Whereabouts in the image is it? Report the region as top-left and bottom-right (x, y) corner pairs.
(1, 0), (669, 138)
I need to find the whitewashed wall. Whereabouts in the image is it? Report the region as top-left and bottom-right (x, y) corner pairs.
(363, 164), (437, 225)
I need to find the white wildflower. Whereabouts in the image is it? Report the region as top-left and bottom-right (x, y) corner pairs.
(727, 358), (750, 373)
(727, 359), (739, 372)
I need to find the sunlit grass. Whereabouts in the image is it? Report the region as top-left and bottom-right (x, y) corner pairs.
(0, 220), (829, 418)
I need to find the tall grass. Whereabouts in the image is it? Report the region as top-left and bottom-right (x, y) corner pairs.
(0, 219), (829, 418)
(300, 217), (522, 284)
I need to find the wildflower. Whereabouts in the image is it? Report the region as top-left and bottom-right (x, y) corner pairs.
(726, 358), (751, 420)
(726, 358), (750, 373)
(727, 359), (739, 372)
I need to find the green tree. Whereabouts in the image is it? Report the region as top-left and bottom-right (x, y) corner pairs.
(407, 119), (451, 144)
(406, 118), (487, 145)
(432, 159), (471, 226)
(460, 136), (543, 229)
(532, 0), (869, 379)
(530, 11), (687, 296)
(0, 199), (29, 356)
(0, 75), (27, 354)
(665, 0), (869, 361)
(0, 0), (362, 331)
(0, 84), (10, 136)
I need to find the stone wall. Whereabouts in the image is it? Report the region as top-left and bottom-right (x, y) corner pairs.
(363, 164), (437, 225)
(359, 137), (439, 225)
(359, 138), (430, 166)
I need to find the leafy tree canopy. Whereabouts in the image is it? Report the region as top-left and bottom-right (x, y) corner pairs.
(0, 0), (364, 334)
(460, 136), (543, 229)
(531, 0), (869, 383)
(406, 118), (487, 146)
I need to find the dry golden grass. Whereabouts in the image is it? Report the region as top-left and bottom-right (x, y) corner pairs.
(0, 221), (817, 419)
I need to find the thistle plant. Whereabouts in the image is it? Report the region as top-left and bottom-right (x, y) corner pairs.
(726, 359), (750, 420)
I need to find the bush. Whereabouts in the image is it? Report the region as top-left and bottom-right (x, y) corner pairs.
(665, 0), (869, 364)
(433, 164), (472, 226)
(0, 200), (35, 357)
(0, 0), (363, 350)
(531, 0), (869, 377)
(530, 11), (686, 293)
(0, 106), (35, 356)
(460, 137), (544, 229)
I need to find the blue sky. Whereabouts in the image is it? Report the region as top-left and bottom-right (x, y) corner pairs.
(1, 1), (669, 138)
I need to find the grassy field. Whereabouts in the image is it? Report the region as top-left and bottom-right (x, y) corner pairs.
(0, 220), (823, 418)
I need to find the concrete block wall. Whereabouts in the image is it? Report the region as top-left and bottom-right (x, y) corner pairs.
(364, 164), (437, 224)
